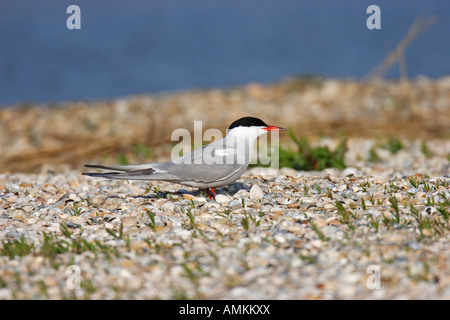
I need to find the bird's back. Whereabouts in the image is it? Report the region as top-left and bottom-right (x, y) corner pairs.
(166, 136), (252, 187)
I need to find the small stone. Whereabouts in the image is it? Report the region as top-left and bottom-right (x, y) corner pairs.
(368, 209), (382, 218)
(408, 173), (425, 182)
(277, 197), (296, 205)
(372, 192), (384, 200)
(228, 199), (243, 209)
(66, 221), (81, 228)
(9, 209), (26, 220)
(25, 217), (38, 225)
(215, 194), (232, 205)
(161, 202), (176, 212)
(12, 214), (25, 221)
(68, 193), (81, 202)
(43, 184), (58, 194)
(343, 167), (358, 177)
(325, 217), (341, 225)
(70, 216), (84, 225)
(249, 184), (264, 202)
(192, 197), (207, 206)
(183, 194), (196, 201)
(342, 190), (357, 201)
(234, 190), (250, 198)
(103, 198), (120, 210)
(415, 192), (426, 199)
(5, 184), (20, 194)
(154, 198), (169, 209)
(88, 195), (106, 206)
(300, 197), (315, 203)
(421, 206), (437, 218)
(122, 216), (137, 228)
(204, 202), (221, 210)
(313, 218), (327, 229)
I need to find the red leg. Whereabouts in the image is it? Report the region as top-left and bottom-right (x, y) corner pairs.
(205, 188), (216, 199)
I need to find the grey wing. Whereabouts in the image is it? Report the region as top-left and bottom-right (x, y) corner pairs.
(168, 142), (247, 184)
(168, 163), (246, 184)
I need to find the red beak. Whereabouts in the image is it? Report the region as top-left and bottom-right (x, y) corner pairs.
(263, 125), (287, 132)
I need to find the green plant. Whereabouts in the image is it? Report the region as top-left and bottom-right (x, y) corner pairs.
(437, 179), (447, 187)
(438, 192), (449, 206)
(0, 224), (121, 265)
(314, 184), (322, 194)
(423, 180), (435, 193)
(217, 209), (231, 220)
(277, 129), (347, 171)
(409, 177), (420, 188)
(335, 201), (354, 224)
(152, 186), (164, 199)
(368, 147), (381, 162)
(68, 203), (83, 216)
(384, 138), (403, 154)
(437, 203), (449, 226)
(117, 153), (130, 165)
(106, 222), (126, 242)
(132, 142), (153, 159)
(146, 210), (157, 229)
(186, 208), (196, 229)
(389, 197), (401, 224)
(310, 221), (327, 241)
(241, 215), (249, 233)
(368, 215), (380, 232)
(299, 253), (317, 264)
(421, 141), (433, 158)
(361, 198), (367, 211)
(0, 237), (35, 259)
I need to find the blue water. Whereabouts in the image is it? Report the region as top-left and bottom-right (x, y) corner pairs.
(1, 0), (449, 106)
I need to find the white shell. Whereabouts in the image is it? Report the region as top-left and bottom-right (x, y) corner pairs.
(215, 194), (232, 205)
(250, 184), (264, 202)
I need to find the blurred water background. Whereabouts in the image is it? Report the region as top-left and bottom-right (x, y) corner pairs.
(1, 0), (449, 107)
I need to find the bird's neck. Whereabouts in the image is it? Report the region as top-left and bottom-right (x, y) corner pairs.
(225, 128), (262, 164)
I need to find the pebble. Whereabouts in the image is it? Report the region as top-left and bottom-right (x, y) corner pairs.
(249, 184), (264, 202)
(182, 194), (196, 201)
(121, 216), (137, 228)
(228, 199), (243, 209)
(0, 133), (449, 300)
(215, 194), (232, 205)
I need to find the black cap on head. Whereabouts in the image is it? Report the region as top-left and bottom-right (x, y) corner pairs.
(228, 117), (268, 130)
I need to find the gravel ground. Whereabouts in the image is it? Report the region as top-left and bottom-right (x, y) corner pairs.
(0, 137), (448, 299)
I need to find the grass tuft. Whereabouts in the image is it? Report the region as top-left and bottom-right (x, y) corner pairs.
(384, 138), (403, 154)
(277, 129), (347, 171)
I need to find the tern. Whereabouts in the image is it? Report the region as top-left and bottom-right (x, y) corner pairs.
(83, 116), (286, 198)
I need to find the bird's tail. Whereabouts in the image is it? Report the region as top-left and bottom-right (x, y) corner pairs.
(82, 163), (179, 181)
(82, 168), (156, 180)
(84, 163), (156, 172)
